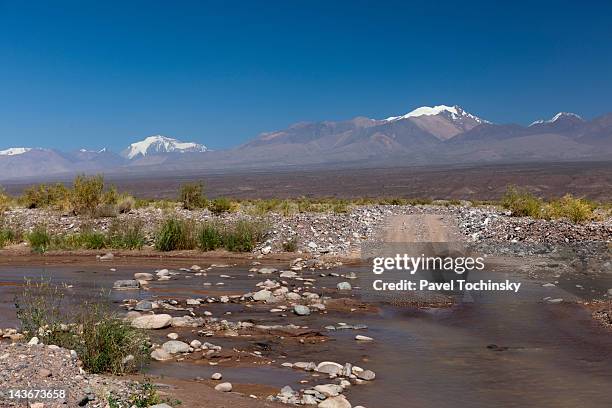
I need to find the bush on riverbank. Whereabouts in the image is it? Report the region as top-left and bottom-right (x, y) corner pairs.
(155, 217), (268, 252)
(502, 186), (595, 223)
(15, 280), (148, 375)
(179, 182), (207, 210)
(154, 218), (196, 251)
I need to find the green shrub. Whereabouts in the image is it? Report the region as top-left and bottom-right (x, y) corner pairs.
(28, 226), (51, 253)
(154, 218), (195, 251)
(208, 197), (232, 215)
(543, 195), (594, 223)
(20, 183), (71, 210)
(282, 237), (298, 252)
(72, 174), (104, 216)
(196, 222), (224, 251)
(107, 220), (146, 249)
(179, 182), (206, 210)
(223, 219), (266, 252)
(15, 280), (148, 375)
(0, 188), (14, 212)
(501, 185), (542, 217)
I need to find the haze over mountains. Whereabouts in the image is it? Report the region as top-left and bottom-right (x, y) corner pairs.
(1, 105), (611, 181)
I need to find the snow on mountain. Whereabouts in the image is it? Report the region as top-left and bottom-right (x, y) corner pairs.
(122, 135), (208, 159)
(0, 147), (34, 156)
(383, 105), (489, 124)
(529, 112), (584, 126)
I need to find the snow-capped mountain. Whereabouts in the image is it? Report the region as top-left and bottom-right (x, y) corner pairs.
(121, 135), (208, 159)
(381, 105), (489, 140)
(383, 104), (489, 124)
(529, 112), (584, 126)
(0, 147), (34, 156)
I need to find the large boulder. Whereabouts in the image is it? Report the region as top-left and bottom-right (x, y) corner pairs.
(131, 314), (172, 329)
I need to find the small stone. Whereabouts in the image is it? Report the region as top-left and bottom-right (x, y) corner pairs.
(27, 336), (40, 346)
(38, 368), (52, 377)
(211, 372), (223, 380)
(357, 369), (376, 381)
(294, 305), (311, 316)
(355, 335), (373, 342)
(190, 340), (202, 348)
(337, 282), (352, 291)
(150, 348), (173, 361)
(318, 395), (351, 408)
(167, 332), (179, 340)
(113, 279), (140, 290)
(214, 382), (232, 392)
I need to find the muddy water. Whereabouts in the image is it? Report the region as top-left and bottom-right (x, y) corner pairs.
(1, 263), (612, 407)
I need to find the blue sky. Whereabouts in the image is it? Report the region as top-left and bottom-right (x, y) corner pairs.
(1, 0), (611, 151)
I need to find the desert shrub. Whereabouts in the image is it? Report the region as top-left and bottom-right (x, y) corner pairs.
(20, 183), (71, 210)
(543, 195), (595, 223)
(0, 188), (14, 212)
(154, 218), (195, 251)
(282, 237), (298, 252)
(179, 182), (206, 210)
(501, 185), (542, 217)
(15, 280), (148, 375)
(107, 219), (146, 249)
(0, 226), (21, 248)
(117, 195), (135, 213)
(72, 174), (105, 216)
(223, 219), (267, 252)
(102, 185), (119, 205)
(28, 225), (51, 253)
(332, 200), (350, 213)
(80, 229), (107, 249)
(94, 203), (119, 218)
(196, 222), (224, 251)
(208, 197), (232, 215)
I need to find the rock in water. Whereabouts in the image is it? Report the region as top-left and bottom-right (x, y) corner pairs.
(318, 395), (352, 408)
(211, 372), (222, 380)
(294, 305), (311, 316)
(357, 369), (376, 380)
(161, 340), (190, 354)
(337, 282), (352, 291)
(316, 361), (344, 375)
(214, 382), (232, 392)
(131, 314), (172, 329)
(253, 289), (272, 301)
(113, 280), (140, 290)
(355, 335), (373, 342)
(150, 348), (173, 361)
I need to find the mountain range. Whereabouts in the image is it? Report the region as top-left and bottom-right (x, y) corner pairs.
(1, 105), (611, 181)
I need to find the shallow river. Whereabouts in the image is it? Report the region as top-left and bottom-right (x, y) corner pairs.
(1, 262), (611, 408)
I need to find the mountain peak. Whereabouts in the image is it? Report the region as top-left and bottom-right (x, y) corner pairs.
(383, 105), (489, 124)
(529, 112), (584, 126)
(122, 135), (208, 159)
(0, 147), (36, 156)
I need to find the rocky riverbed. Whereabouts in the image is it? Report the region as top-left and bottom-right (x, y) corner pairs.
(2, 204), (611, 258)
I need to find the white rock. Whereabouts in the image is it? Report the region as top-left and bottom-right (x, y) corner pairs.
(211, 372), (223, 380)
(214, 382), (232, 392)
(162, 340), (190, 354)
(131, 314), (172, 329)
(318, 395), (351, 408)
(355, 335), (373, 342)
